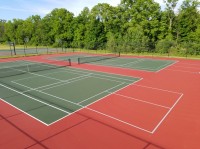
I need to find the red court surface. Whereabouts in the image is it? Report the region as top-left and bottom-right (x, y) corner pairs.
(0, 53), (200, 149)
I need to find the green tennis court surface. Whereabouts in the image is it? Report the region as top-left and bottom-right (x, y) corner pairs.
(51, 54), (176, 72)
(0, 60), (140, 125)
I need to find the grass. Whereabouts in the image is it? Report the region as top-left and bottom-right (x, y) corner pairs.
(0, 44), (10, 50)
(0, 44), (48, 50)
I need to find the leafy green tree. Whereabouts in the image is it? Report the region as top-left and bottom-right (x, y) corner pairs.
(163, 0), (179, 36)
(71, 7), (90, 48)
(176, 0), (200, 42)
(84, 18), (106, 49)
(158, 11), (169, 40)
(42, 8), (74, 46)
(4, 19), (24, 44)
(0, 19), (6, 42)
(91, 3), (122, 34)
(27, 15), (42, 45)
(1, 0), (200, 56)
(120, 0), (161, 42)
(187, 24), (200, 55)
(84, 5), (107, 49)
(123, 25), (149, 53)
(156, 38), (176, 54)
(106, 32), (118, 52)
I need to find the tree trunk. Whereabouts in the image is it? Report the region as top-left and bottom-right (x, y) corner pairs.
(169, 18), (172, 32)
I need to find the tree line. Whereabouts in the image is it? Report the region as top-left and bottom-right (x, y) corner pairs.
(0, 0), (200, 56)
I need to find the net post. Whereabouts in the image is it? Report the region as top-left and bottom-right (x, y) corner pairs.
(68, 59), (71, 66)
(78, 58), (80, 64)
(9, 43), (13, 56)
(46, 45), (49, 54)
(13, 42), (16, 55)
(36, 45), (38, 55)
(27, 64), (30, 72)
(24, 44), (27, 56)
(119, 52), (121, 57)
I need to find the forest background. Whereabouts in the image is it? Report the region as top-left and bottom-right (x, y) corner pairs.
(0, 0), (200, 57)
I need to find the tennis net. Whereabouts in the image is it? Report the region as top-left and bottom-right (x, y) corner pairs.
(0, 59), (71, 78)
(78, 52), (120, 64)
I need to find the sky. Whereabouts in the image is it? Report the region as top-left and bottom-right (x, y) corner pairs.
(0, 0), (184, 21)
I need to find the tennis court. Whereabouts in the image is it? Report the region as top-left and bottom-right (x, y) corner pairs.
(0, 60), (140, 125)
(51, 53), (176, 72)
(0, 53), (200, 149)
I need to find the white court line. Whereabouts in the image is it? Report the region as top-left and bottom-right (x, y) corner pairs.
(118, 65), (157, 72)
(47, 111), (78, 126)
(178, 62), (200, 66)
(118, 59), (145, 66)
(79, 78), (142, 110)
(90, 57), (178, 72)
(0, 83), (69, 114)
(40, 76), (92, 91)
(0, 61), (31, 69)
(12, 75), (91, 93)
(95, 57), (137, 65)
(12, 68), (82, 82)
(1, 61), (66, 82)
(129, 60), (177, 73)
(11, 69), (92, 93)
(86, 107), (152, 133)
(166, 69), (199, 74)
(109, 92), (171, 109)
(0, 98), (49, 126)
(48, 78), (143, 126)
(90, 75), (125, 84)
(172, 65), (200, 69)
(42, 69), (81, 76)
(133, 84), (182, 95)
(78, 83), (125, 104)
(23, 74), (93, 92)
(0, 60), (25, 66)
(27, 70), (67, 81)
(11, 81), (33, 90)
(10, 64), (139, 99)
(26, 64), (183, 133)
(76, 58), (156, 73)
(2, 65), (144, 126)
(93, 57), (122, 64)
(12, 75), (128, 107)
(39, 75), (129, 93)
(41, 76), (125, 102)
(81, 82), (183, 134)
(91, 62), (158, 72)
(19, 64), (138, 83)
(151, 93), (184, 133)
(98, 62), (162, 72)
(155, 60), (178, 73)
(0, 83), (70, 125)
(62, 69), (138, 83)
(0, 60), (43, 70)
(10, 67), (93, 89)
(12, 75), (45, 82)
(15, 72), (62, 82)
(69, 67), (141, 82)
